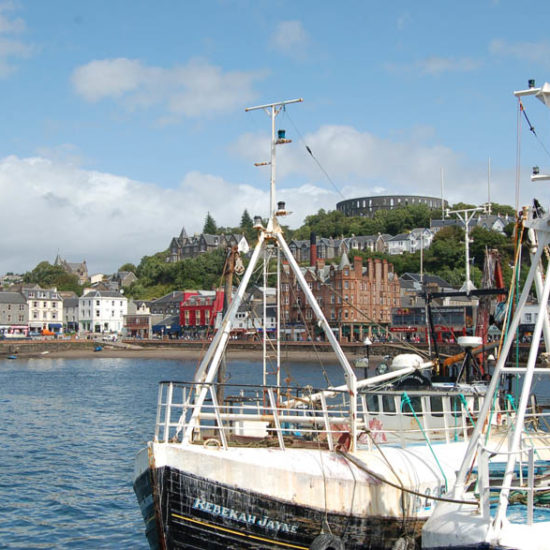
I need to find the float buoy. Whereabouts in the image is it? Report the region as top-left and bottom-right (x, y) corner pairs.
(309, 533), (344, 550)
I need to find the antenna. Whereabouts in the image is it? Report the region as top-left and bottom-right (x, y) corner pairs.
(446, 205), (485, 294)
(245, 98), (303, 218)
(440, 167), (445, 219)
(487, 157), (492, 215)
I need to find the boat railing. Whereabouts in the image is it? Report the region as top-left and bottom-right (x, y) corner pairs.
(477, 437), (550, 525)
(155, 380), (356, 451)
(153, 381), (545, 451)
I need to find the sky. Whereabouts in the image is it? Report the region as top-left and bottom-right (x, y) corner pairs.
(2, 0), (550, 276)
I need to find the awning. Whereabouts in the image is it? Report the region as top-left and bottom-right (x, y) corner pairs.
(48, 323), (62, 329)
(152, 315), (181, 334)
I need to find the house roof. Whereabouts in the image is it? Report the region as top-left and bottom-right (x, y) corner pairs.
(0, 291), (26, 304)
(150, 291), (186, 304)
(400, 272), (454, 289)
(82, 290), (125, 299)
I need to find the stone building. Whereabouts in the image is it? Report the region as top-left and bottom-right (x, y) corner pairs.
(78, 290), (127, 334)
(53, 254), (89, 284)
(0, 291), (28, 336)
(20, 285), (63, 334)
(167, 227), (248, 262)
(281, 251), (400, 342)
(336, 194), (447, 218)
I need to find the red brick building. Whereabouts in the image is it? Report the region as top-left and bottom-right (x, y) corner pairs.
(281, 252), (400, 342)
(179, 290), (225, 336)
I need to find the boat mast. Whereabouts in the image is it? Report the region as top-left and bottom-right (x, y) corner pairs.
(246, 99), (302, 386)
(185, 98), (359, 450)
(245, 99), (303, 219)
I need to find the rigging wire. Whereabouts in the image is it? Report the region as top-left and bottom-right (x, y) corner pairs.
(283, 109), (346, 199)
(519, 99), (550, 161)
(318, 278), (432, 359)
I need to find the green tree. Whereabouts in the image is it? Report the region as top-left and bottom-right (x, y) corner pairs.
(118, 262), (137, 273)
(23, 261), (82, 294)
(489, 202), (516, 218)
(240, 209), (253, 230)
(203, 212), (218, 234)
(424, 226), (465, 274)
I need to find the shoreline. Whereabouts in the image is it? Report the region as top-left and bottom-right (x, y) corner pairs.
(2, 346), (354, 362)
(0, 342), (395, 364)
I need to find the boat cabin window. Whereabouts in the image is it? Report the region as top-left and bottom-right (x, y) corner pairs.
(450, 395), (463, 418)
(382, 395), (396, 413)
(402, 395), (422, 416)
(366, 394), (379, 413)
(430, 396), (444, 417)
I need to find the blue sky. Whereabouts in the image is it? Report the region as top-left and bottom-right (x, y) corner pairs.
(1, 0), (550, 275)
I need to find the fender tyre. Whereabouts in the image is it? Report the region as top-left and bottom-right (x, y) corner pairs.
(309, 533), (345, 550)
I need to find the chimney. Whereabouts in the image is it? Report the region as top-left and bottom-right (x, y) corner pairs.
(353, 256), (362, 276)
(310, 232), (317, 267)
(316, 258), (326, 269)
(375, 258), (382, 282)
(368, 258), (374, 282)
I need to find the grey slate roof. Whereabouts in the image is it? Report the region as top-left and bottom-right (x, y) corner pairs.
(0, 291), (26, 304)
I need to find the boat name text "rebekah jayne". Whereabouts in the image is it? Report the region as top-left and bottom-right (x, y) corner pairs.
(192, 497), (299, 533)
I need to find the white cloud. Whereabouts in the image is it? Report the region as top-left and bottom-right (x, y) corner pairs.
(490, 39), (550, 67)
(0, 2), (32, 77)
(71, 57), (265, 120)
(71, 58), (145, 102)
(231, 124), (518, 209)
(0, 121), (521, 276)
(270, 20), (309, 58)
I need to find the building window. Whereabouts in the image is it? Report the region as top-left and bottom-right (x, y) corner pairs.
(195, 310), (201, 325)
(96, 310), (100, 317)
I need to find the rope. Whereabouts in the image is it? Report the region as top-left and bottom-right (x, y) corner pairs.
(401, 392), (448, 491)
(283, 110), (345, 199)
(458, 393), (476, 427)
(336, 449), (478, 507)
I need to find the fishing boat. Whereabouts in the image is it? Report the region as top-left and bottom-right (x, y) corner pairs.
(133, 99), (548, 550)
(422, 81), (550, 550)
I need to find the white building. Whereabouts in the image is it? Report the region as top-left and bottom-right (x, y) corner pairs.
(21, 285), (63, 334)
(79, 290), (128, 334)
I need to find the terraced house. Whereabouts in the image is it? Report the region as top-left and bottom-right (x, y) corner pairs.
(20, 285), (63, 334)
(281, 252), (400, 342)
(78, 290), (128, 334)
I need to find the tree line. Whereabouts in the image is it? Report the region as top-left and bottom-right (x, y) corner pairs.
(21, 202), (523, 298)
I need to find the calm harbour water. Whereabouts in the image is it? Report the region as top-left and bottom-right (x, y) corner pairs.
(0, 357), (348, 549)
(1, 356), (548, 549)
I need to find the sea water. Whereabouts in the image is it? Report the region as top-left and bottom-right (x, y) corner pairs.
(0, 357), (347, 549)
(1, 357), (548, 549)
